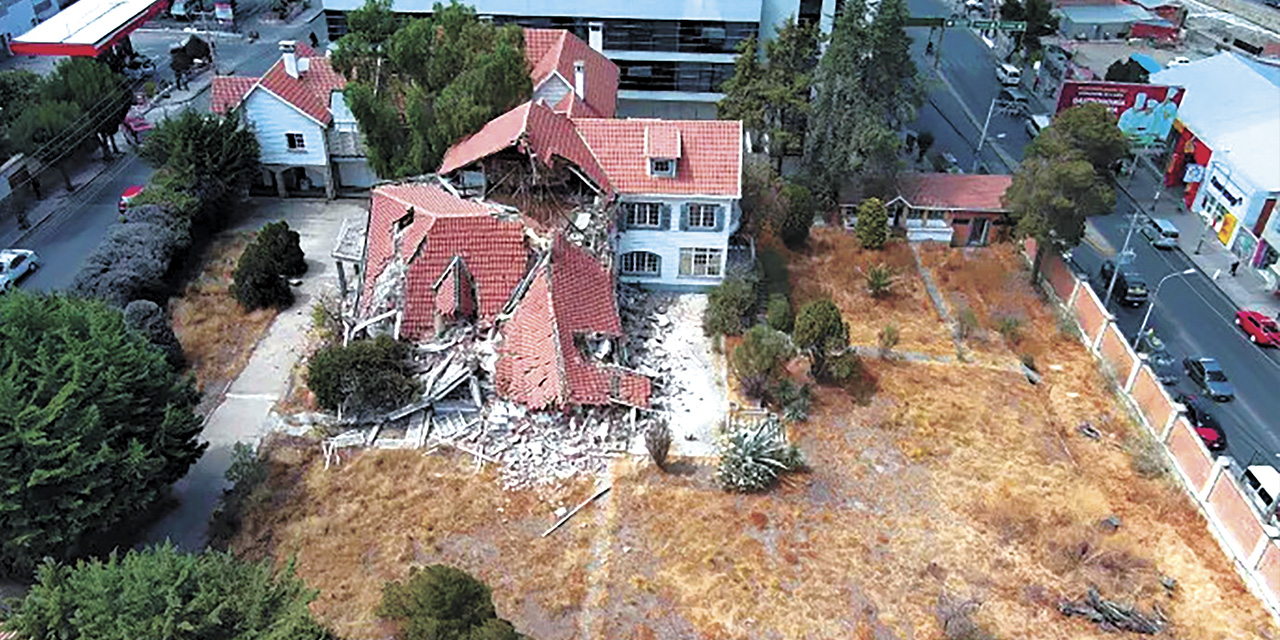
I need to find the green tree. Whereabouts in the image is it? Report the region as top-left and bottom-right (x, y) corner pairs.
(1004, 135), (1114, 282)
(702, 276), (757, 337)
(334, 1), (532, 178)
(766, 293), (793, 332)
(1041, 103), (1130, 178)
(856, 197), (889, 249)
(778, 181), (816, 248)
(41, 57), (132, 160)
(141, 110), (261, 208)
(1106, 58), (1150, 83)
(804, 0), (921, 201)
(731, 324), (795, 400)
(378, 564), (522, 640)
(0, 293), (205, 576)
(9, 100), (84, 191)
(740, 156), (785, 238)
(792, 298), (849, 378)
(718, 18), (823, 171)
(3, 544), (334, 639)
(231, 221), (306, 311)
(0, 70), (40, 158)
(307, 335), (418, 415)
(716, 416), (804, 493)
(1000, 0), (1060, 54)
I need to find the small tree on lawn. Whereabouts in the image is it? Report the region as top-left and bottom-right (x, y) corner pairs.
(766, 293), (793, 332)
(856, 197), (889, 249)
(377, 564), (522, 640)
(792, 299), (849, 379)
(731, 324), (795, 401)
(716, 415), (805, 493)
(307, 336), (418, 416)
(702, 276), (756, 337)
(865, 263), (896, 298)
(233, 221), (307, 310)
(778, 181), (816, 248)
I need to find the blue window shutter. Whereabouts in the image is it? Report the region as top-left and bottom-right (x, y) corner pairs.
(712, 205), (725, 232)
(617, 204), (627, 231)
(679, 203), (689, 231)
(659, 204), (670, 230)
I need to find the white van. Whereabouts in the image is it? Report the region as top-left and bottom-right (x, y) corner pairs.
(996, 63), (1022, 86)
(1024, 113), (1051, 138)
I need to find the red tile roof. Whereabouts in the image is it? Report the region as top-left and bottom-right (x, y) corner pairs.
(361, 183), (529, 338)
(644, 123), (681, 158)
(896, 173), (1013, 212)
(572, 119), (743, 197)
(497, 235), (650, 409)
(524, 28), (617, 118)
(438, 101), (613, 197)
(211, 76), (257, 115)
(208, 42), (346, 124)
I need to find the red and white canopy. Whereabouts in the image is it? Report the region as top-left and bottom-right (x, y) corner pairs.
(10, 0), (169, 57)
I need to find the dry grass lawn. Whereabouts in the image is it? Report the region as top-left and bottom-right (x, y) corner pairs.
(231, 235), (1278, 639)
(170, 231), (277, 396)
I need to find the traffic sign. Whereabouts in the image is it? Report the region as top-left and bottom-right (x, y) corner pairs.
(998, 20), (1027, 31)
(971, 19), (996, 29)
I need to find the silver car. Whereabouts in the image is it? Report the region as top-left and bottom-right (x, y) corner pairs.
(1140, 217), (1180, 250)
(0, 249), (39, 292)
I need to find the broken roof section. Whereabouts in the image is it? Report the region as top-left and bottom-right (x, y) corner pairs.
(361, 182), (531, 338)
(524, 28), (618, 119)
(498, 235), (650, 409)
(210, 42), (347, 124)
(438, 101), (614, 197)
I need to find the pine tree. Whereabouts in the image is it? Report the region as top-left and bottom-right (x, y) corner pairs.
(0, 293), (205, 576)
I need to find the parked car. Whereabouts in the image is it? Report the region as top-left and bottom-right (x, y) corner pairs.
(119, 184), (145, 217)
(1235, 309), (1280, 347)
(0, 249), (39, 292)
(997, 87), (1030, 115)
(996, 63), (1022, 86)
(1134, 329), (1178, 384)
(941, 151), (963, 174)
(1099, 259), (1149, 306)
(1175, 393), (1227, 452)
(1183, 357), (1234, 401)
(1024, 113), (1051, 139)
(1168, 56), (1192, 67)
(1140, 217), (1180, 250)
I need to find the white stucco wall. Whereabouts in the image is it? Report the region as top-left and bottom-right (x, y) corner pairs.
(615, 194), (739, 288)
(243, 88), (328, 168)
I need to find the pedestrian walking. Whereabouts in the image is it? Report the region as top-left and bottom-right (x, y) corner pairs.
(1231, 259), (1240, 276)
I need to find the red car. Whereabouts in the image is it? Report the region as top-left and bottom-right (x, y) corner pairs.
(1235, 309), (1280, 346)
(119, 184), (144, 217)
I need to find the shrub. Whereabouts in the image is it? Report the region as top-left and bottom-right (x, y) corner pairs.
(702, 276), (756, 337)
(377, 564), (521, 640)
(731, 325), (794, 400)
(766, 293), (793, 332)
(741, 156), (785, 238)
(758, 248), (791, 298)
(770, 378), (812, 422)
(778, 181), (816, 248)
(232, 221), (306, 311)
(1127, 430), (1167, 479)
(827, 350), (863, 383)
(856, 197), (889, 250)
(716, 415), (805, 493)
(645, 421), (672, 470)
(956, 306), (979, 339)
(124, 299), (185, 369)
(69, 204), (192, 306)
(866, 262), (895, 298)
(792, 299), (849, 378)
(878, 323), (900, 356)
(256, 220), (308, 277)
(307, 335), (417, 415)
(995, 314), (1024, 344)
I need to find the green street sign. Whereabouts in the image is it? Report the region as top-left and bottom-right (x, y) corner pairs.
(971, 19), (996, 29)
(998, 20), (1027, 31)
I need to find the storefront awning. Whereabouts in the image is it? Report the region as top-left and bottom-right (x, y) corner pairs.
(10, 0), (170, 57)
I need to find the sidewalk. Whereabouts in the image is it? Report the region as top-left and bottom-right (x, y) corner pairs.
(1118, 159), (1280, 317)
(0, 154), (125, 248)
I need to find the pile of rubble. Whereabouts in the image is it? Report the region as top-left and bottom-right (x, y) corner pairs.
(618, 286), (724, 454)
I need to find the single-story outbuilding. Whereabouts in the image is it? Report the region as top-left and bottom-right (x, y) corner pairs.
(872, 173), (1014, 247)
(1056, 4), (1160, 41)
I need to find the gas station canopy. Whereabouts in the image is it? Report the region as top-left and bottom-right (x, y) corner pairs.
(10, 0), (170, 57)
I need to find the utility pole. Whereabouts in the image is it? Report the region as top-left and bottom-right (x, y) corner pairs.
(1103, 209), (1140, 308)
(972, 96), (998, 173)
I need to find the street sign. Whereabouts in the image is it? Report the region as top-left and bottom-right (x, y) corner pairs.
(998, 20), (1027, 31)
(971, 19), (995, 29)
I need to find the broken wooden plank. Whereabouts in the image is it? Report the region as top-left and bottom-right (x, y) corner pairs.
(541, 485), (611, 537)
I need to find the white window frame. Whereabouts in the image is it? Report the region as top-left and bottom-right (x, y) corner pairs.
(286, 132), (306, 150)
(649, 158), (675, 177)
(679, 247), (723, 278)
(625, 202), (662, 228)
(687, 203), (717, 229)
(621, 251), (661, 275)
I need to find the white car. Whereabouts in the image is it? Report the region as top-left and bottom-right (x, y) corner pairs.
(1168, 56), (1191, 68)
(0, 249), (39, 292)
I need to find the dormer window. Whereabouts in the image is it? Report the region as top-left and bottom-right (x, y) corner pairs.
(644, 124), (682, 178)
(649, 158), (675, 177)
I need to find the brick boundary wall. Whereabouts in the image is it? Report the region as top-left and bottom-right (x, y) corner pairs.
(1021, 239), (1280, 620)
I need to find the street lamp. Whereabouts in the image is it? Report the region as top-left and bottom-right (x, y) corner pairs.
(1135, 268), (1197, 343)
(1104, 189), (1161, 308)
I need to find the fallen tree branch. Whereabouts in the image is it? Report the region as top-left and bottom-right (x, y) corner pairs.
(542, 485), (611, 537)
(1058, 587), (1164, 634)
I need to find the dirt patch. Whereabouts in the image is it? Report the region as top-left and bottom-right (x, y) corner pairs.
(779, 229), (953, 357)
(170, 231), (277, 402)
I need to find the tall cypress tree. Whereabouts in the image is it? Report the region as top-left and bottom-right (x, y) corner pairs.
(0, 293), (205, 576)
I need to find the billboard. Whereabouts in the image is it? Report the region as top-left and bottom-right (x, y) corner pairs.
(1054, 81), (1184, 147)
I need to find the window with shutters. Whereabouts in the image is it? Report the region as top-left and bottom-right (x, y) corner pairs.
(286, 132), (306, 150)
(687, 203), (717, 229)
(620, 251), (661, 275)
(624, 202), (662, 228)
(678, 248), (723, 277)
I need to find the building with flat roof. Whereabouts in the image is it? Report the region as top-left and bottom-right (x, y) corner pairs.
(1055, 3), (1160, 40)
(321, 0), (840, 119)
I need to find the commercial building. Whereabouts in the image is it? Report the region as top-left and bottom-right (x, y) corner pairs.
(1153, 53), (1280, 285)
(1055, 3), (1165, 41)
(320, 0), (840, 119)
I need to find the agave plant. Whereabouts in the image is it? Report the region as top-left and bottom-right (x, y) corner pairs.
(716, 416), (805, 493)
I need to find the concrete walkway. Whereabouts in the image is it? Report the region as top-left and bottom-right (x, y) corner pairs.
(143, 198), (366, 550)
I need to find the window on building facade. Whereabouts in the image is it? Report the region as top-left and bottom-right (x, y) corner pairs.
(679, 248), (723, 277)
(617, 60), (734, 93)
(625, 202), (662, 228)
(286, 133), (306, 150)
(687, 204), (717, 229)
(649, 159), (675, 177)
(621, 251), (661, 275)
